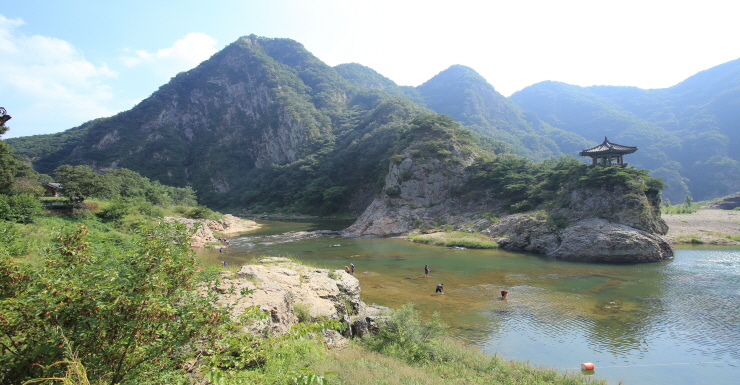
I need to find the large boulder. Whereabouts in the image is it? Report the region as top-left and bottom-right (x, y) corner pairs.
(485, 214), (672, 263)
(205, 257), (370, 335)
(552, 218), (673, 262)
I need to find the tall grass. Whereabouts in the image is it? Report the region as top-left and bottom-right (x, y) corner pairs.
(407, 231), (498, 249)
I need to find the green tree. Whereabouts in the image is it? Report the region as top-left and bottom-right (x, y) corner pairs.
(53, 165), (102, 204)
(322, 186), (348, 211)
(0, 141), (18, 195)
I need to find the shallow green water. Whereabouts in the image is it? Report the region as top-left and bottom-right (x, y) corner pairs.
(199, 220), (740, 385)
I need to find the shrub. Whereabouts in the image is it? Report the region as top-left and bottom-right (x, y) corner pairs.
(388, 154), (404, 164)
(293, 303), (312, 323)
(187, 205), (221, 219)
(0, 222), (30, 258)
(386, 187), (401, 196)
(547, 212), (569, 229)
(0, 221), (224, 384)
(0, 193), (42, 223)
(362, 303), (449, 363)
(96, 199), (133, 222)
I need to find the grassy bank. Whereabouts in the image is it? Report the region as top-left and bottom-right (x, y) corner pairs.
(43, 303), (601, 385)
(3, 205), (598, 384)
(407, 231), (499, 249)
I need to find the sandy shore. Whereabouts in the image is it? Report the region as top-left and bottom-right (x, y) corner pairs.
(663, 209), (740, 245)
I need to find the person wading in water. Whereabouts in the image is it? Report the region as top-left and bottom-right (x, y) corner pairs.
(424, 264), (429, 277)
(435, 283), (444, 294)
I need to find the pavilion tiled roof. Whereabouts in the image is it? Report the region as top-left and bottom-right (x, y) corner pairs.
(579, 137), (637, 156)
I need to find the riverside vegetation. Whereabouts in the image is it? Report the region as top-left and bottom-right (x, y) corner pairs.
(1, 136), (601, 384)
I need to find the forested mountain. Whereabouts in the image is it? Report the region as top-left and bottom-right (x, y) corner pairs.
(415, 65), (594, 160)
(7, 35), (740, 208)
(511, 57), (740, 202)
(6, 36), (558, 213)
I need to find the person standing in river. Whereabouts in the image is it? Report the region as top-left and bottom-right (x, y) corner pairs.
(424, 264), (429, 277)
(350, 263), (355, 274)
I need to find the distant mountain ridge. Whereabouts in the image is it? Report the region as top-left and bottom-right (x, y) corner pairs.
(7, 35), (740, 207)
(511, 57), (740, 202)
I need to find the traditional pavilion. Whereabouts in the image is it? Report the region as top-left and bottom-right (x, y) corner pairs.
(579, 137), (637, 167)
(0, 107), (10, 126)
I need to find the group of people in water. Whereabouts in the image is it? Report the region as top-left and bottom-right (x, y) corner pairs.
(343, 263), (507, 298)
(218, 237), (230, 253)
(344, 263), (355, 274)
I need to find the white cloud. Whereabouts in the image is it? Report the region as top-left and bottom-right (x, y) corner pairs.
(121, 32), (218, 77)
(0, 18), (219, 138)
(0, 14), (118, 137)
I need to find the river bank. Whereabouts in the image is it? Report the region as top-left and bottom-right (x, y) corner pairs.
(166, 214), (261, 247)
(663, 209), (740, 245)
(199, 256), (603, 385)
(203, 219), (740, 385)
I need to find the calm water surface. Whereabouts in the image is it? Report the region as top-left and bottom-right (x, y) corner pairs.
(198, 220), (740, 385)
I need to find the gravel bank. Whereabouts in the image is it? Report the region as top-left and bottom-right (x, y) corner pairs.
(663, 209), (740, 245)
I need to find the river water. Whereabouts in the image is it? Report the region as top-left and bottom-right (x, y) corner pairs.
(198, 220), (740, 385)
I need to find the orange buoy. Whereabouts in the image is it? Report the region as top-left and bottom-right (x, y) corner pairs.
(580, 362), (595, 370)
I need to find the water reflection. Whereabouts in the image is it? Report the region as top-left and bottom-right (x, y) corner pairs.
(198, 221), (740, 385)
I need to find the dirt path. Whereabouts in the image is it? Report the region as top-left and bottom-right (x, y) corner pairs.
(663, 209), (740, 245)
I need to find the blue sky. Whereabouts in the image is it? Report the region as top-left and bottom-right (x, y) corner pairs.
(2, 0), (738, 138)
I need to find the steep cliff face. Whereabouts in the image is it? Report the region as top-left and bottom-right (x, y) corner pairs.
(564, 184), (668, 234)
(345, 115), (482, 236)
(347, 145), (673, 262)
(344, 149), (474, 236)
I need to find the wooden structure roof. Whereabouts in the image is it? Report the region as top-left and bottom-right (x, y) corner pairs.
(0, 107), (10, 126)
(579, 137), (637, 166)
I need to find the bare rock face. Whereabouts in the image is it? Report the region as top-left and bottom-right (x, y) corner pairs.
(484, 213), (561, 255)
(207, 257), (368, 335)
(345, 147), (476, 236)
(486, 215), (672, 262)
(565, 185), (668, 235)
(552, 218), (673, 262)
(477, 185), (673, 262)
